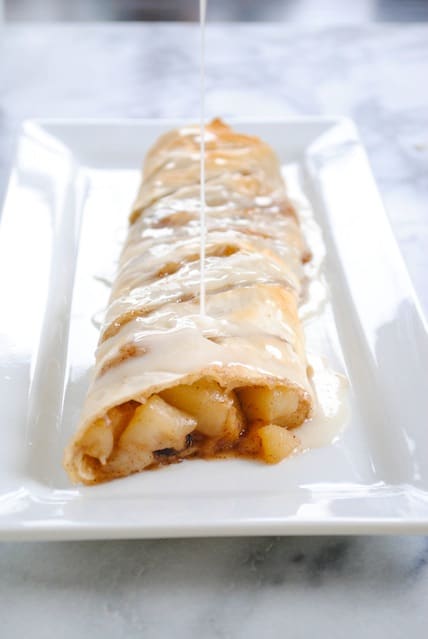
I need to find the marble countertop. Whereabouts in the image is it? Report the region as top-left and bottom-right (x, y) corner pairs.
(0, 23), (427, 638)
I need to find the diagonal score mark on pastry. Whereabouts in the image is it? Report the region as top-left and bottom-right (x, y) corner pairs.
(64, 119), (320, 485)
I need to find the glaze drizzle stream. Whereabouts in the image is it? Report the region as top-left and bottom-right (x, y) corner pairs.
(199, 0), (207, 315)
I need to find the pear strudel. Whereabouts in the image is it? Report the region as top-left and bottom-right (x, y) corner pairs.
(64, 119), (314, 484)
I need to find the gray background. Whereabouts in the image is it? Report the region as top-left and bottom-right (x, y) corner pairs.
(4, 0), (428, 22)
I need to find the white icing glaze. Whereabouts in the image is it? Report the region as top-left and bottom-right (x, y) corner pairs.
(296, 355), (349, 448)
(199, 0), (207, 314)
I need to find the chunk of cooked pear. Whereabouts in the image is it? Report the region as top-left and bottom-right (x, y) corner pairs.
(161, 379), (242, 439)
(80, 418), (114, 464)
(107, 401), (140, 442)
(119, 395), (197, 452)
(258, 424), (300, 464)
(237, 386), (300, 427)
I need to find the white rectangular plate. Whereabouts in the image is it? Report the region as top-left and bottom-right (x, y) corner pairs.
(0, 117), (427, 540)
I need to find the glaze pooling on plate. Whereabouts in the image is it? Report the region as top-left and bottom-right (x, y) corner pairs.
(63, 119), (346, 485)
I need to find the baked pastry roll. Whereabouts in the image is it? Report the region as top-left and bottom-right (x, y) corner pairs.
(64, 119), (314, 484)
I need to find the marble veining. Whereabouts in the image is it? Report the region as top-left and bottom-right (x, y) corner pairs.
(2, 536), (428, 637)
(0, 23), (427, 638)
